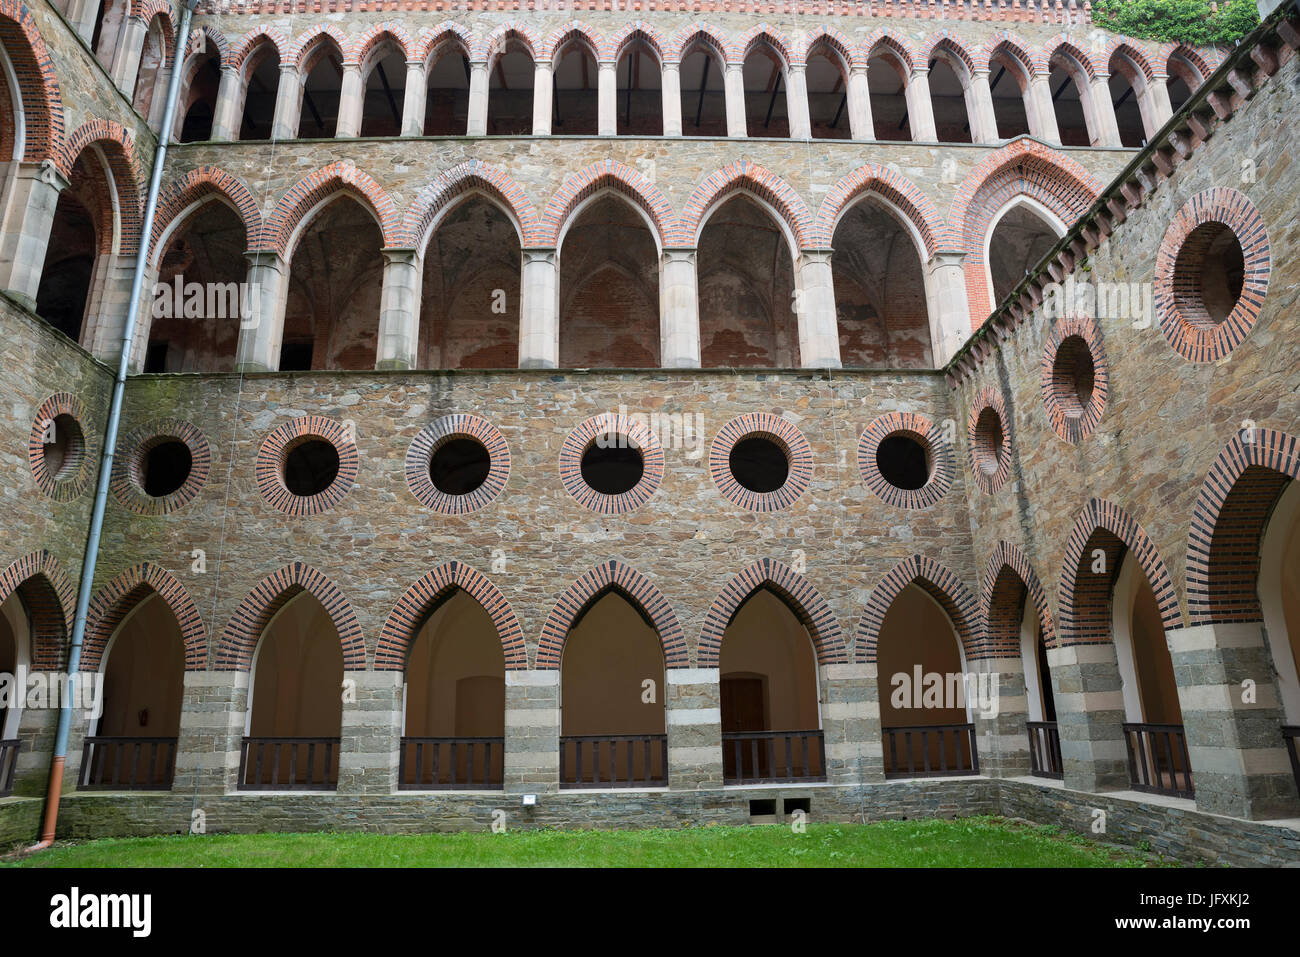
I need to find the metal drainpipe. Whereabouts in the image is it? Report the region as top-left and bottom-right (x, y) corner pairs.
(27, 0), (201, 853)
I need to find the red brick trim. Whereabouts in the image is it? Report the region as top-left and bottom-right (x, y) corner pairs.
(129, 0), (174, 29)
(1041, 316), (1108, 443)
(1105, 40), (1158, 83)
(214, 562), (365, 671)
(813, 164), (950, 255)
(558, 412), (665, 515)
(542, 159), (675, 250)
(412, 22), (474, 67)
(82, 562), (207, 672)
(855, 554), (981, 664)
(967, 386), (1012, 495)
(375, 562), (525, 671)
(0, 1), (65, 163)
(405, 414), (509, 516)
(798, 26), (857, 73)
(681, 160), (811, 249)
(981, 541), (1058, 655)
(256, 161), (404, 256)
(1035, 34), (1103, 79)
(1187, 428), (1300, 626)
(347, 22), (412, 67)
(55, 120), (143, 256)
(289, 24), (349, 72)
(982, 31), (1037, 77)
(255, 416), (359, 516)
(862, 28), (918, 73)
(536, 560), (687, 670)
(1058, 498), (1183, 646)
(709, 412), (812, 512)
(405, 160), (540, 251)
(606, 21), (667, 65)
(1162, 43), (1217, 84)
(540, 20), (602, 65)
(0, 550), (73, 670)
(922, 30), (977, 77)
(187, 25), (229, 67)
(669, 22), (731, 66)
(698, 558), (847, 668)
(229, 28), (288, 74)
(151, 165), (261, 266)
(110, 419), (211, 516)
(480, 22), (541, 66)
(1154, 187), (1270, 363)
(732, 25), (795, 67)
(858, 411), (953, 510)
(28, 392), (95, 503)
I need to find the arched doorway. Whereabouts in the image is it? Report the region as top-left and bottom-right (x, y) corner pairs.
(559, 592), (667, 787)
(986, 199), (1065, 307)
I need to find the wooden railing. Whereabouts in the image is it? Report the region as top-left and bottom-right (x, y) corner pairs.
(399, 736), (504, 790)
(883, 724), (980, 778)
(1026, 721), (1063, 779)
(238, 736), (339, 791)
(722, 730), (827, 785)
(560, 734), (667, 788)
(0, 738), (18, 797)
(1123, 723), (1194, 799)
(1282, 726), (1299, 797)
(78, 736), (176, 790)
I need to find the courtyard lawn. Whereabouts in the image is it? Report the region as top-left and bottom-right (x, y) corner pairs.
(2, 816), (1174, 867)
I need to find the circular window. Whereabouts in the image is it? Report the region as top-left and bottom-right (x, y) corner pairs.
(142, 441), (192, 497)
(1041, 317), (1108, 444)
(112, 420), (211, 514)
(1155, 187), (1269, 362)
(967, 388), (1012, 494)
(28, 393), (94, 502)
(709, 413), (812, 511)
(406, 414), (509, 515)
(858, 411), (951, 509)
(257, 416), (358, 514)
(559, 413), (664, 514)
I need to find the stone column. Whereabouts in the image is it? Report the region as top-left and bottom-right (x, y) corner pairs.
(1089, 73), (1123, 147)
(467, 60), (489, 136)
(65, 0), (101, 44)
(401, 60), (427, 136)
(1167, 622), (1300, 820)
(109, 16), (147, 92)
(786, 65), (812, 139)
(271, 63), (302, 140)
(924, 252), (973, 365)
(968, 69), (1001, 143)
(174, 671), (248, 795)
(821, 663), (883, 785)
(504, 670), (560, 794)
(83, 255), (139, 363)
(210, 64), (243, 141)
(519, 249), (558, 369)
(661, 63), (683, 136)
(597, 59), (618, 136)
(905, 67), (938, 141)
(12, 698), (59, 796)
(666, 668), (722, 789)
(659, 249), (700, 368)
(0, 160), (69, 309)
(128, 262), (160, 372)
(1028, 74), (1062, 144)
(795, 251), (842, 368)
(970, 657), (1031, 777)
(338, 670), (402, 795)
(376, 248), (422, 370)
(724, 63), (747, 137)
(1049, 642), (1129, 793)
(336, 63), (364, 137)
(531, 62), (553, 135)
(1147, 74), (1174, 132)
(847, 66), (874, 140)
(235, 251), (288, 372)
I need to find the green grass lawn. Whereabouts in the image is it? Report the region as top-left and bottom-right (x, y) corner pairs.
(1, 816), (1175, 867)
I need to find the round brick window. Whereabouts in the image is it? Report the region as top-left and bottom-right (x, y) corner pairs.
(709, 413), (812, 511)
(858, 411), (951, 509)
(111, 419), (211, 515)
(1041, 317), (1108, 443)
(406, 414), (510, 515)
(559, 413), (664, 515)
(967, 388), (1012, 494)
(28, 393), (94, 502)
(1156, 188), (1269, 362)
(257, 416), (358, 515)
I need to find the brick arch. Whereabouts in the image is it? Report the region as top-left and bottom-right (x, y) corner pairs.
(0, 0), (64, 163)
(542, 159), (676, 250)
(856, 555), (981, 664)
(375, 563), (526, 672)
(541, 20), (603, 65)
(55, 120), (143, 256)
(150, 165), (261, 267)
(230, 28), (287, 74)
(606, 21), (667, 65)
(1036, 35), (1101, 80)
(405, 160), (540, 252)
(289, 24), (348, 72)
(733, 25), (796, 67)
(1163, 43), (1216, 86)
(813, 164), (951, 255)
(536, 561), (687, 670)
(82, 562), (206, 672)
(1107, 40), (1157, 84)
(1187, 429), (1300, 626)
(413, 22), (473, 68)
(348, 22), (412, 69)
(923, 30), (978, 78)
(1058, 498), (1183, 646)
(186, 25), (228, 67)
(133, 3), (175, 68)
(982, 31), (1037, 78)
(698, 559), (847, 668)
(799, 26), (857, 73)
(669, 22), (730, 67)
(214, 563), (365, 671)
(0, 550), (73, 670)
(862, 28), (918, 73)
(256, 161), (404, 257)
(981, 542), (1058, 655)
(481, 22), (540, 67)
(681, 160), (811, 251)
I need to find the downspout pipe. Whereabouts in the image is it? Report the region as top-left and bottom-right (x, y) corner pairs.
(28, 0), (200, 853)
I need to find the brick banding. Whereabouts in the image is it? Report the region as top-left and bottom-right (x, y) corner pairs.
(862, 28), (918, 73)
(981, 542), (1057, 655)
(256, 161), (404, 256)
(83, 562), (207, 672)
(150, 166), (261, 265)
(982, 32), (1037, 77)
(375, 562), (526, 671)
(681, 160), (812, 250)
(799, 26), (857, 72)
(858, 411), (953, 510)
(536, 560), (687, 669)
(733, 24), (796, 67)
(558, 412), (664, 515)
(28, 393), (95, 503)
(110, 419), (211, 516)
(405, 414), (509, 516)
(481, 22), (541, 65)
(0, 550), (73, 670)
(348, 23), (413, 67)
(289, 24), (350, 71)
(229, 28), (288, 73)
(55, 120), (143, 256)
(1034, 34), (1103, 79)
(669, 22), (731, 66)
(813, 164), (950, 253)
(709, 412), (811, 512)
(255, 416), (359, 516)
(967, 387), (1012, 495)
(855, 554), (981, 664)
(405, 160), (540, 250)
(1041, 316), (1108, 443)
(0, 1), (65, 164)
(542, 159), (676, 250)
(412, 23), (473, 67)
(540, 20), (602, 64)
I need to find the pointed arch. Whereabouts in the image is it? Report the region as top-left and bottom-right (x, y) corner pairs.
(348, 22), (412, 68)
(813, 164), (951, 255)
(289, 24), (349, 72)
(1187, 429), (1300, 626)
(54, 120), (143, 256)
(699, 559), (847, 668)
(215, 563), (364, 671)
(0, 550), (73, 670)
(798, 25), (857, 72)
(185, 24), (228, 66)
(861, 28), (918, 73)
(405, 159), (539, 252)
(855, 555), (980, 665)
(1035, 35), (1102, 80)
(412, 22), (473, 69)
(541, 20), (603, 65)
(669, 22), (730, 67)
(481, 22), (540, 67)
(733, 24), (795, 66)
(605, 21), (666, 65)
(1164, 43), (1215, 87)
(922, 30), (977, 78)
(982, 31), (1036, 78)
(150, 165), (260, 268)
(682, 160), (812, 252)
(83, 562), (206, 672)
(1108, 40), (1157, 84)
(256, 161), (403, 257)
(981, 542), (1057, 655)
(230, 27), (287, 74)
(537, 561), (686, 670)
(0, 0), (64, 162)
(1059, 499), (1183, 646)
(375, 563), (525, 671)
(542, 159), (675, 250)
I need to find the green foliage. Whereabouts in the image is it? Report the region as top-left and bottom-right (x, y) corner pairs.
(1093, 0), (1259, 46)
